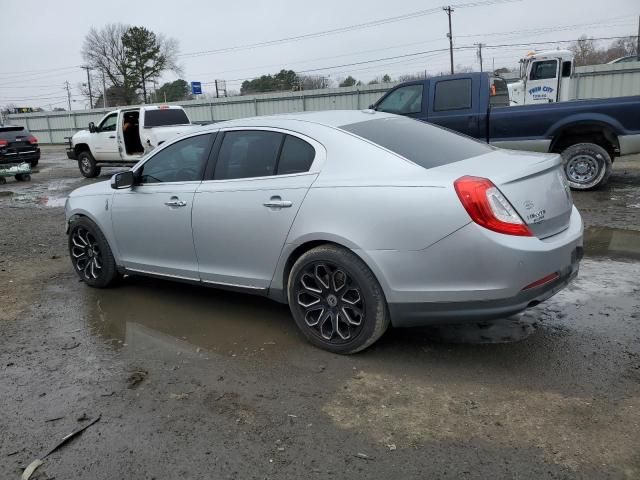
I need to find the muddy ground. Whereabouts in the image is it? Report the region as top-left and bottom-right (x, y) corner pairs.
(1, 147), (639, 479)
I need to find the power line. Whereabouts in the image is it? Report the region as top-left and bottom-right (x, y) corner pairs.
(180, 0), (521, 59)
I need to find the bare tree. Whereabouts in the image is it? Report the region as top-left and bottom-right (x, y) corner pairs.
(81, 23), (138, 105)
(398, 72), (429, 82)
(570, 36), (637, 66)
(297, 75), (330, 90)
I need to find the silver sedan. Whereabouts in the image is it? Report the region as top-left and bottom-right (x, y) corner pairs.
(65, 110), (583, 353)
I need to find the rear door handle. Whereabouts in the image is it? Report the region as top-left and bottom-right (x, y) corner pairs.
(263, 196), (292, 208)
(165, 196), (187, 207)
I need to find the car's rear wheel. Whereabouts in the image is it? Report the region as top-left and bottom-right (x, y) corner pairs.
(561, 143), (612, 190)
(287, 245), (389, 354)
(68, 217), (119, 288)
(78, 151), (101, 178)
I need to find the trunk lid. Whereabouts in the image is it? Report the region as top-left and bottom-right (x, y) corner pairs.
(436, 149), (573, 238)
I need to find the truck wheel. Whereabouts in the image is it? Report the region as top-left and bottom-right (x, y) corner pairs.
(29, 159), (39, 167)
(77, 151), (101, 178)
(561, 143), (612, 190)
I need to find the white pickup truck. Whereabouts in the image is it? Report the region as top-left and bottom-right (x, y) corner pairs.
(67, 105), (195, 177)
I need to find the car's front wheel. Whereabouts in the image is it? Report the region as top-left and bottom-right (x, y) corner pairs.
(68, 217), (119, 288)
(287, 245), (390, 354)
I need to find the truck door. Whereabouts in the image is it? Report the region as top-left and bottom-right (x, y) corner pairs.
(525, 59), (559, 104)
(427, 77), (482, 139)
(92, 111), (120, 160)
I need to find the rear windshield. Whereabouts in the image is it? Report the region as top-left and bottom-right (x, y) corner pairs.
(340, 116), (493, 169)
(0, 126), (27, 140)
(144, 109), (189, 128)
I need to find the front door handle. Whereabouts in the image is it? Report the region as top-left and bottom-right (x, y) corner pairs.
(263, 196), (292, 209)
(109, 135), (116, 139)
(165, 196), (187, 207)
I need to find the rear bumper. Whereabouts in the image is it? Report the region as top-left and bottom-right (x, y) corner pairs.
(359, 206), (583, 327)
(388, 253), (580, 327)
(0, 148), (40, 164)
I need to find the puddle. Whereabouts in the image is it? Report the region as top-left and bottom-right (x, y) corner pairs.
(4, 190), (67, 208)
(79, 227), (639, 356)
(583, 226), (640, 260)
(88, 276), (301, 358)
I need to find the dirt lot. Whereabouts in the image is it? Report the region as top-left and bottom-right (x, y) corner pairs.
(1, 147), (639, 479)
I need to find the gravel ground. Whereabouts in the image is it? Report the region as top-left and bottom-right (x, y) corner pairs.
(1, 147), (639, 479)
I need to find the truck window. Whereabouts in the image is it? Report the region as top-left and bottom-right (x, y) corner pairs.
(562, 61), (572, 77)
(529, 60), (557, 80)
(144, 109), (190, 128)
(376, 85), (423, 115)
(340, 116), (492, 170)
(434, 79), (472, 111)
(489, 77), (510, 107)
(99, 113), (118, 132)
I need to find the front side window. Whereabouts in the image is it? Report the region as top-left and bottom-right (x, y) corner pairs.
(376, 84), (423, 115)
(138, 134), (211, 184)
(214, 131), (284, 180)
(99, 113), (118, 132)
(530, 60), (558, 80)
(434, 79), (472, 111)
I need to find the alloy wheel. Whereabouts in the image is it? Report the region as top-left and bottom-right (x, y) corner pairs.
(70, 227), (103, 280)
(296, 262), (365, 344)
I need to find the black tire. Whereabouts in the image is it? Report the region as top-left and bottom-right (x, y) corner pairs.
(287, 245), (389, 354)
(30, 159), (39, 167)
(77, 151), (101, 178)
(0, 177), (6, 185)
(561, 143), (612, 190)
(68, 217), (120, 288)
(15, 174), (26, 182)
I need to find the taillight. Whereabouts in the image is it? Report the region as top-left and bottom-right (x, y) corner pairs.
(454, 175), (532, 237)
(0, 139), (7, 148)
(27, 135), (38, 144)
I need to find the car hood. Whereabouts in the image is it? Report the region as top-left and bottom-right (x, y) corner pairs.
(69, 180), (112, 198)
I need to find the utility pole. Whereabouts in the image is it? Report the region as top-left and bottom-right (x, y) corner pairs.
(443, 6), (455, 75)
(476, 43), (485, 72)
(215, 80), (220, 99)
(101, 72), (107, 108)
(81, 66), (93, 108)
(64, 81), (72, 111)
(637, 15), (639, 61)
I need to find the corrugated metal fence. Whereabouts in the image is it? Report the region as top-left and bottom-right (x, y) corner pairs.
(6, 61), (640, 144)
(571, 61), (640, 100)
(4, 83), (397, 144)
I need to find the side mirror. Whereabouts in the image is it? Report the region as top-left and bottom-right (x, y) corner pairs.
(88, 122), (96, 133)
(111, 170), (135, 189)
(368, 104), (375, 110)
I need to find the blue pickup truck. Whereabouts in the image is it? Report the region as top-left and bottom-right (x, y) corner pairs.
(371, 72), (640, 190)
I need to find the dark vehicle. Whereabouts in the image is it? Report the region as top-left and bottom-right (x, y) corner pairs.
(0, 125), (40, 167)
(371, 72), (640, 189)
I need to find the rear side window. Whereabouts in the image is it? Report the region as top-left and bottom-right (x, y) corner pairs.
(489, 77), (510, 107)
(144, 109), (190, 127)
(562, 61), (572, 77)
(341, 116), (492, 170)
(215, 131), (283, 180)
(434, 79), (472, 111)
(530, 60), (557, 80)
(277, 136), (315, 175)
(376, 84), (423, 114)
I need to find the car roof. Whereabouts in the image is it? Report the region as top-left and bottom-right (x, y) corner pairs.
(203, 109), (397, 131)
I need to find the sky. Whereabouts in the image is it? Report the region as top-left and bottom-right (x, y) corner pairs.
(0, 0), (637, 110)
